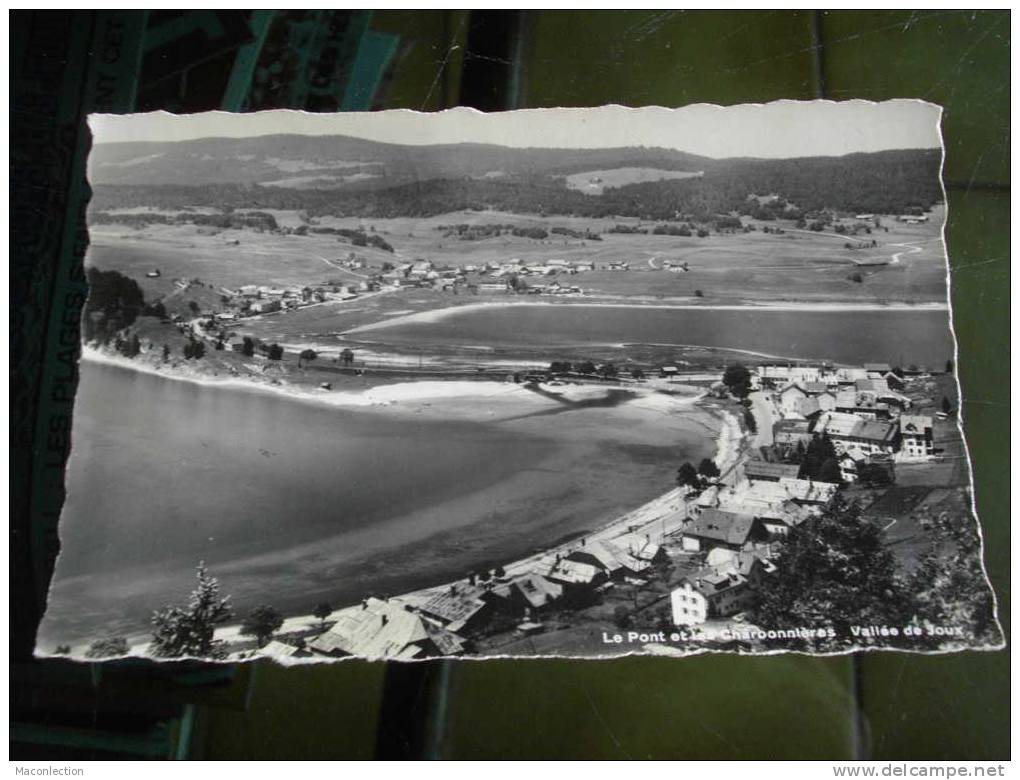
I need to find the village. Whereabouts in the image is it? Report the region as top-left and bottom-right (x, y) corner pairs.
(202, 356), (956, 662)
(143, 253), (602, 325)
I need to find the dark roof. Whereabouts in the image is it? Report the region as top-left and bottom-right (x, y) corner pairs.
(850, 419), (898, 443)
(688, 509), (757, 546)
(778, 384), (807, 396)
(773, 418), (811, 432)
(684, 567), (747, 596)
(744, 461), (802, 480)
(802, 382), (831, 395)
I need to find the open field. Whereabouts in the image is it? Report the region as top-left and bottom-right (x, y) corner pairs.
(88, 206), (949, 308)
(563, 167), (704, 194)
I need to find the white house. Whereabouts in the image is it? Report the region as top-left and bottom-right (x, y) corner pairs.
(671, 569), (753, 626)
(899, 415), (934, 459)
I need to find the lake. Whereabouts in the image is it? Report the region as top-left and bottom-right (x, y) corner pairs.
(39, 361), (718, 647)
(354, 304), (955, 368)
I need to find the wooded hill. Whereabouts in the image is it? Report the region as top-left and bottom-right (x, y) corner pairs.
(89, 142), (942, 220)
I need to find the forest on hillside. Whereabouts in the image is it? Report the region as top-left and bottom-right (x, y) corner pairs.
(89, 148), (942, 221)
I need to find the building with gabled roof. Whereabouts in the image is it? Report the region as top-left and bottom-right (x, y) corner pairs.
(802, 381), (832, 396)
(613, 533), (667, 565)
(683, 509), (765, 552)
(308, 598), (466, 660)
(899, 414), (934, 459)
(777, 383), (809, 416)
(773, 418), (813, 447)
(511, 574), (563, 611)
(545, 558), (604, 588)
(671, 567), (753, 626)
(567, 535), (662, 579)
(743, 461), (802, 482)
(419, 588), (491, 634)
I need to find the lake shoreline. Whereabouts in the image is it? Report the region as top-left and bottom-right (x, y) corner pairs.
(343, 298), (951, 336)
(43, 352), (725, 653)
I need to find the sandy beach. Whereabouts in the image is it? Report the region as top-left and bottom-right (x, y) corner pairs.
(43, 355), (724, 654)
(343, 299), (951, 337)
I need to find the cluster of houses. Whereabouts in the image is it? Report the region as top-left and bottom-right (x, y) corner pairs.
(758, 362), (936, 478)
(240, 360), (943, 660)
(664, 361), (938, 631)
(295, 532), (667, 660)
(665, 466), (840, 627)
(225, 280), (379, 317)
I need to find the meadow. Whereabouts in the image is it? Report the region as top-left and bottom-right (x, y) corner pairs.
(87, 205), (948, 313)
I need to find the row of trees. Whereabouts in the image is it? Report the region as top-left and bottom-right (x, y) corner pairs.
(83, 565), (342, 659)
(676, 458), (721, 489)
(547, 360), (621, 379)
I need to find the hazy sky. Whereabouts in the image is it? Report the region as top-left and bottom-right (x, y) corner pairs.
(90, 101), (942, 158)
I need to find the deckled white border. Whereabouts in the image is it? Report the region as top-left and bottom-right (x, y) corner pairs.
(51, 100), (1005, 664)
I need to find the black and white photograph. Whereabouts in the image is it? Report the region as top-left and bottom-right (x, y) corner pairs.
(39, 101), (1002, 663)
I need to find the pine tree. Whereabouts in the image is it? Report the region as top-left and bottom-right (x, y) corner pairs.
(150, 562), (233, 659)
(755, 498), (911, 643)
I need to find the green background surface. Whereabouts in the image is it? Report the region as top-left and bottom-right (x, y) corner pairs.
(11, 10), (1009, 760)
(203, 11), (1010, 759)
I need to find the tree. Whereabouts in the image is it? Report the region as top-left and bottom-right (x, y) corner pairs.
(698, 458), (721, 480)
(631, 368), (646, 380)
(54, 644), (71, 655)
(298, 348), (318, 368)
(85, 636), (129, 659)
(907, 502), (997, 644)
(941, 396), (953, 415)
(849, 272), (863, 283)
(313, 602), (333, 628)
(722, 363), (752, 399)
(340, 348), (355, 367)
(754, 498), (911, 642)
(549, 361), (572, 374)
(242, 337), (255, 357)
(267, 343), (284, 360)
(150, 562), (233, 659)
(676, 462), (701, 490)
(743, 407), (757, 434)
(121, 333), (141, 358)
(599, 362), (618, 379)
(800, 433), (838, 480)
(857, 462), (892, 487)
(694, 289), (704, 297)
(183, 339), (206, 360)
(613, 605), (631, 629)
(817, 457), (843, 485)
(82, 268), (145, 342)
(576, 361), (597, 375)
(162, 344), (171, 362)
(241, 605), (285, 648)
(143, 300), (168, 319)
(945, 359), (954, 374)
(494, 565), (506, 578)
(188, 301), (200, 315)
